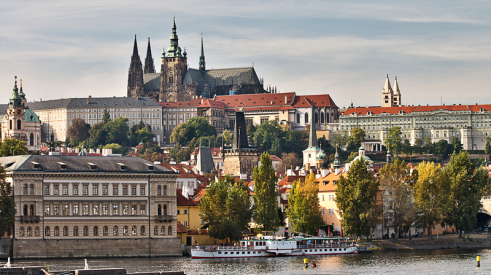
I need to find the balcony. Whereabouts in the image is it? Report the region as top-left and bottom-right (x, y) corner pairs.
(20, 216), (41, 223)
(154, 215), (174, 223)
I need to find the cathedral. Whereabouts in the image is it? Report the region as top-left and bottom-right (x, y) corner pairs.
(127, 17), (267, 102)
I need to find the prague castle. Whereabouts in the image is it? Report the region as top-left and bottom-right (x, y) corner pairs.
(128, 17), (267, 103)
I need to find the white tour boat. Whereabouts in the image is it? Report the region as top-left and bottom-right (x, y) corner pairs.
(191, 236), (358, 259)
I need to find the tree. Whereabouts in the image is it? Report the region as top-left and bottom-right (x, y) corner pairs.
(284, 130), (308, 157)
(434, 140), (452, 160)
(331, 131), (349, 150)
(402, 139), (412, 155)
(346, 152), (358, 162)
(104, 117), (130, 146)
(67, 118), (90, 145)
(253, 120), (284, 153)
(270, 138), (282, 157)
(443, 152), (489, 237)
(385, 127), (402, 154)
(253, 152), (280, 233)
(102, 108), (111, 124)
(0, 166), (16, 237)
(88, 122), (107, 147)
(287, 173), (324, 235)
(485, 140), (491, 154)
(170, 117), (216, 146)
(413, 161), (449, 238)
(275, 152), (302, 173)
(129, 122), (154, 146)
(379, 159), (417, 238)
(199, 175), (252, 242)
(414, 138), (424, 154)
(346, 127), (365, 152)
(0, 138), (28, 156)
(246, 124), (256, 141)
(222, 129), (232, 145)
(451, 137), (463, 154)
(425, 136), (433, 154)
(103, 143), (125, 154)
(335, 158), (380, 238)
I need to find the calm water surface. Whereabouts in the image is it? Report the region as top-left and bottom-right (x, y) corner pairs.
(6, 249), (491, 275)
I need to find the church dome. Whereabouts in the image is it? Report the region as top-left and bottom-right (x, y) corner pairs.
(316, 150), (326, 160)
(24, 109), (40, 123)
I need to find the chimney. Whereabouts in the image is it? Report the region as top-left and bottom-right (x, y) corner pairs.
(89, 95), (92, 98)
(285, 95), (287, 104)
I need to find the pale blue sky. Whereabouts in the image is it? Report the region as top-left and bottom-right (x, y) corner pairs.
(1, 0), (490, 108)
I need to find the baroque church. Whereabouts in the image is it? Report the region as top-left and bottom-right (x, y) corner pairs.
(127, 17), (267, 102)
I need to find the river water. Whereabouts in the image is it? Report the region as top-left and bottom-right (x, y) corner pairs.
(7, 249), (491, 275)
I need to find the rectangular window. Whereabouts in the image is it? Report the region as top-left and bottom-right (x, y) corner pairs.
(44, 185), (49, 195)
(140, 186), (145, 196)
(140, 205), (145, 215)
(113, 205), (119, 215)
(62, 185), (68, 195)
(103, 204), (109, 215)
(93, 185), (99, 195)
(103, 185), (108, 195)
(132, 186), (137, 196)
(131, 205), (137, 215)
(113, 185), (118, 196)
(123, 186), (128, 195)
(44, 205), (50, 215)
(177, 210), (180, 215)
(123, 205), (129, 215)
(73, 185), (78, 195)
(184, 209), (188, 215)
(83, 185), (88, 195)
(93, 205), (99, 215)
(53, 185), (59, 195)
(184, 221), (188, 226)
(53, 205), (60, 215)
(73, 205), (79, 215)
(83, 205), (89, 215)
(62, 205), (69, 215)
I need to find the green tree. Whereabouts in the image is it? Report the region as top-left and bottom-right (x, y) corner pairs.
(0, 138), (28, 156)
(103, 143), (125, 154)
(335, 158), (380, 238)
(402, 139), (412, 155)
(275, 152), (302, 173)
(485, 140), (491, 154)
(331, 130), (349, 150)
(443, 152), (489, 237)
(67, 118), (91, 145)
(287, 173), (324, 235)
(284, 130), (308, 157)
(246, 124), (256, 142)
(385, 127), (402, 154)
(199, 175), (252, 242)
(253, 152), (280, 233)
(222, 129), (232, 145)
(346, 127), (365, 152)
(253, 120), (284, 153)
(434, 140), (452, 160)
(270, 138), (282, 157)
(379, 159), (417, 238)
(170, 117), (216, 146)
(129, 122), (155, 146)
(425, 136), (433, 154)
(414, 138), (424, 154)
(0, 166), (16, 237)
(346, 152), (358, 162)
(413, 161), (449, 238)
(451, 137), (463, 154)
(102, 108), (111, 124)
(104, 117), (130, 146)
(88, 122), (107, 147)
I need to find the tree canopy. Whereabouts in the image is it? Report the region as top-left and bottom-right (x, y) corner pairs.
(287, 173), (324, 235)
(68, 118), (90, 145)
(253, 120), (285, 153)
(0, 138), (28, 156)
(346, 127), (365, 152)
(129, 122), (155, 146)
(0, 166), (15, 237)
(170, 117), (216, 146)
(385, 127), (402, 153)
(199, 175), (252, 241)
(253, 152), (280, 233)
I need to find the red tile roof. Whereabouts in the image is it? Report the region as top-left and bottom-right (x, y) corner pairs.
(177, 221), (187, 233)
(176, 189), (199, 206)
(343, 106), (418, 115)
(293, 95), (337, 108)
(343, 104), (491, 116)
(160, 98), (203, 108)
(198, 99), (226, 109)
(270, 155), (282, 161)
(215, 92), (296, 109)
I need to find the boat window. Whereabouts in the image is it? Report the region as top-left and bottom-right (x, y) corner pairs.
(344, 248), (346, 251)
(242, 252), (245, 254)
(218, 252), (221, 254)
(224, 252), (228, 254)
(330, 249), (332, 251)
(310, 250), (312, 252)
(315, 249), (317, 252)
(248, 252), (250, 254)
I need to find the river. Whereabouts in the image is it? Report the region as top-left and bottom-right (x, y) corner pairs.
(7, 249), (491, 275)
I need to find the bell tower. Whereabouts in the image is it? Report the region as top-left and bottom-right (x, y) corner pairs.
(127, 35), (144, 97)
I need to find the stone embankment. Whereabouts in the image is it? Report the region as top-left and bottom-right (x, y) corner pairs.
(367, 233), (491, 251)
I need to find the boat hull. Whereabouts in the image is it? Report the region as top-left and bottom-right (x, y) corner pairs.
(191, 246), (358, 259)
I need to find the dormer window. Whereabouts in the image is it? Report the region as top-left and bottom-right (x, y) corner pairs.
(87, 162), (96, 170)
(57, 162), (67, 170)
(145, 163), (154, 171)
(399, 110), (404, 114)
(367, 111), (372, 115)
(117, 163), (126, 171)
(30, 161), (40, 169)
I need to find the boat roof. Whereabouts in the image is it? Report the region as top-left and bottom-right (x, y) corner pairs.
(242, 236), (348, 242)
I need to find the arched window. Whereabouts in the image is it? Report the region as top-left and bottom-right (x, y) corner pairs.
(158, 205), (162, 216)
(54, 226), (59, 236)
(29, 204), (34, 216)
(315, 112), (318, 124)
(131, 226), (137, 236)
(167, 226), (172, 235)
(29, 184), (34, 195)
(93, 226), (98, 236)
(45, 226), (50, 236)
(326, 112), (330, 123)
(113, 226), (118, 236)
(73, 226), (79, 236)
(157, 186), (161, 196)
(320, 111), (325, 123)
(103, 226), (108, 236)
(123, 226), (128, 236)
(23, 204), (28, 216)
(297, 113), (300, 124)
(63, 226), (68, 236)
(154, 226), (158, 235)
(161, 226), (165, 235)
(163, 204), (167, 216)
(10, 120), (12, 130)
(305, 113), (309, 124)
(29, 133), (34, 146)
(17, 119), (21, 130)
(140, 226), (145, 235)
(34, 227), (40, 236)
(23, 184), (28, 195)
(163, 185), (167, 196)
(83, 226), (88, 236)
(19, 227), (24, 236)
(26, 227), (32, 236)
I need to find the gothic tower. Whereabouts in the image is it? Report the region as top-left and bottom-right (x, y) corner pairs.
(393, 76), (402, 106)
(382, 74), (394, 107)
(199, 34), (205, 72)
(127, 35), (144, 97)
(144, 37), (155, 73)
(160, 16), (188, 102)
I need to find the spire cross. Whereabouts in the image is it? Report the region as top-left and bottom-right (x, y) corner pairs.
(14, 75), (17, 84)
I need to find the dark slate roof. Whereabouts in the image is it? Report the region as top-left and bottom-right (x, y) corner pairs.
(26, 97), (161, 110)
(183, 67), (261, 94)
(0, 104), (8, 115)
(0, 155), (176, 174)
(143, 73), (160, 91)
(196, 147), (215, 174)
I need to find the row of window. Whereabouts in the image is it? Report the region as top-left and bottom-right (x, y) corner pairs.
(41, 184), (167, 196)
(18, 225), (173, 237)
(321, 209), (335, 216)
(44, 203), (148, 216)
(321, 194), (335, 202)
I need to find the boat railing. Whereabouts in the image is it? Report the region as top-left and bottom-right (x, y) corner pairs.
(297, 243), (354, 249)
(197, 245), (251, 251)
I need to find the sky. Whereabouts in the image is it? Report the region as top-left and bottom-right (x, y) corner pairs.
(1, 0), (490, 109)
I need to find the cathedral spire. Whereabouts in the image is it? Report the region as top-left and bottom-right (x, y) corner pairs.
(132, 35), (139, 58)
(308, 107), (318, 148)
(144, 37), (155, 73)
(199, 33), (206, 72)
(167, 16), (181, 57)
(127, 35), (144, 97)
(9, 76), (22, 108)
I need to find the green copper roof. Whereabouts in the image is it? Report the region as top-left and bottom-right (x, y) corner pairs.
(24, 108), (40, 123)
(9, 78), (22, 108)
